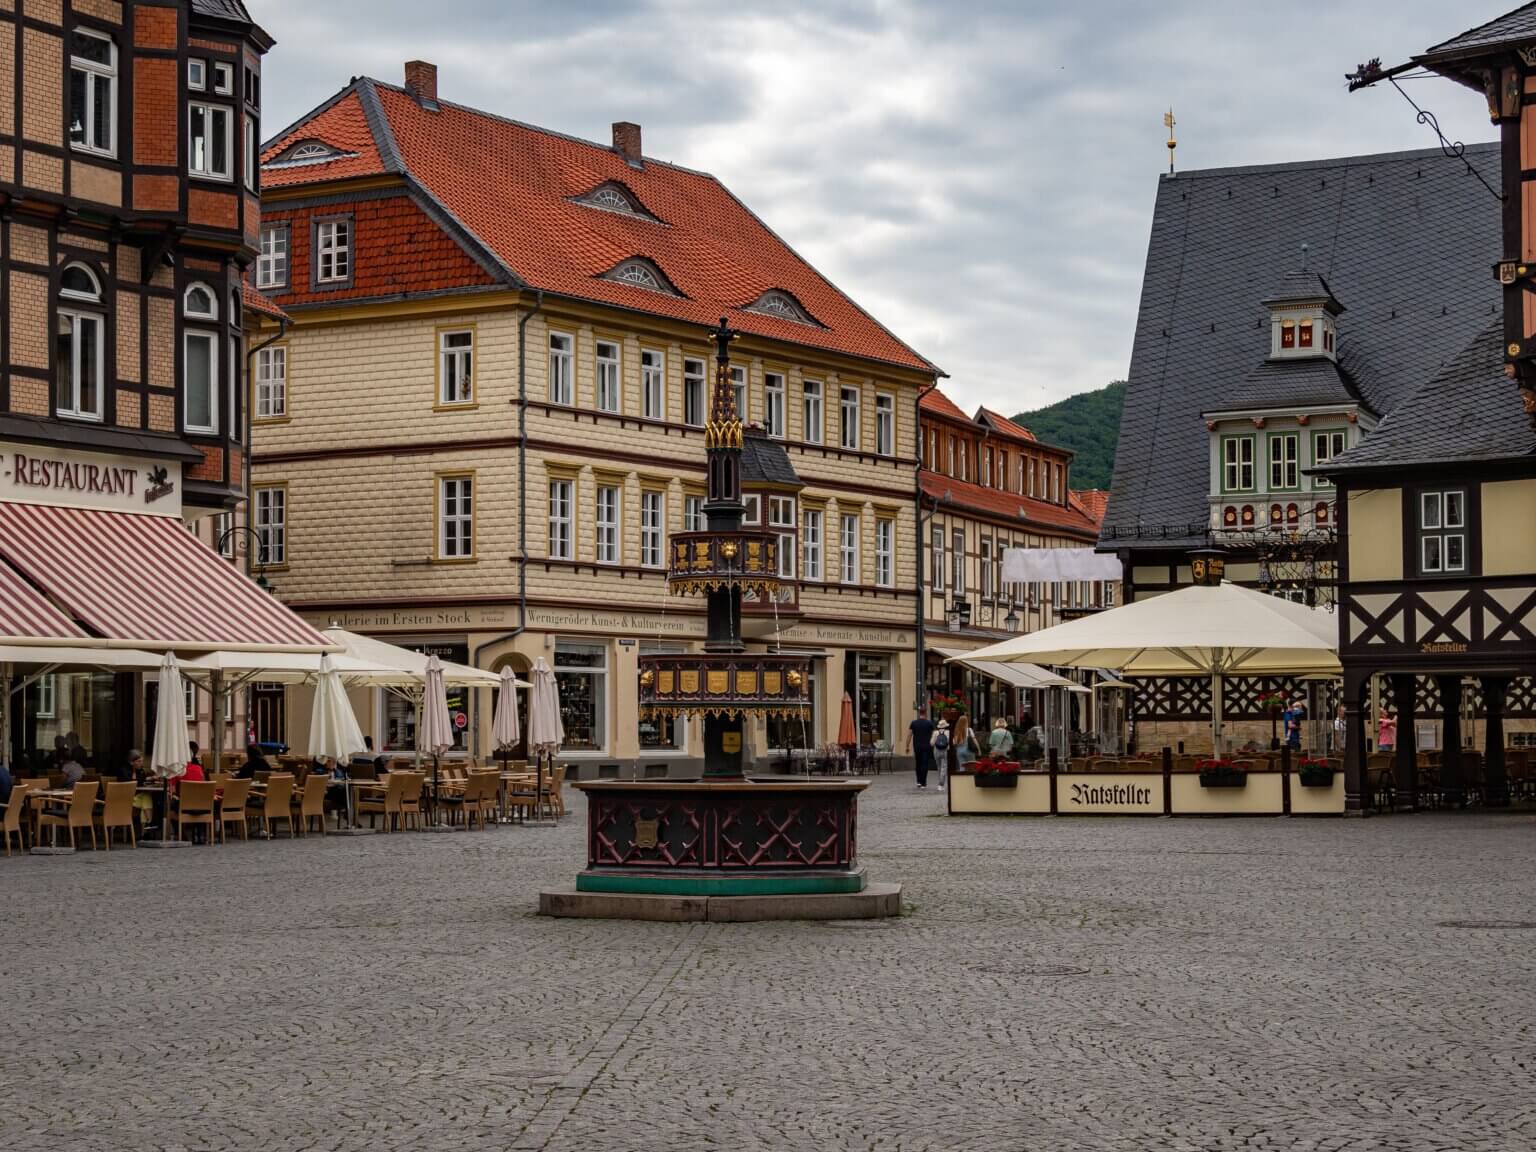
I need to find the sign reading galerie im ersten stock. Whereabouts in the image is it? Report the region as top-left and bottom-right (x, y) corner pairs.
(0, 441), (181, 517)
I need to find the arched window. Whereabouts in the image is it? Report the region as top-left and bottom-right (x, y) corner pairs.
(574, 182), (656, 220)
(744, 289), (819, 326)
(600, 257), (679, 295)
(288, 141), (332, 161)
(183, 282), (219, 434)
(55, 263), (105, 420)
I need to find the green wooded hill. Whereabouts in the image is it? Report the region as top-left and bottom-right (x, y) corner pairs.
(1013, 380), (1124, 492)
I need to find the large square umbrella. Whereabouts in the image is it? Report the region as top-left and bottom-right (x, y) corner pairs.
(965, 581), (1340, 755)
(526, 657), (563, 822)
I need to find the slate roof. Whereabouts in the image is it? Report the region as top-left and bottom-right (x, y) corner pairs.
(1421, 3), (1536, 59)
(263, 79), (937, 375)
(189, 0), (253, 22)
(741, 426), (802, 487)
(1211, 357), (1365, 415)
(1103, 144), (1502, 550)
(1319, 323), (1535, 471)
(1262, 270), (1341, 311)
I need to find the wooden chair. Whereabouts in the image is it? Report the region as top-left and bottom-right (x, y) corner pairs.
(438, 770), (478, 828)
(218, 779), (252, 842)
(38, 780), (100, 849)
(357, 773), (406, 831)
(473, 771), (501, 828)
(295, 774), (327, 836)
(97, 781), (137, 849)
(398, 772), (425, 830)
(173, 780), (217, 844)
(254, 774), (295, 839)
(2, 780), (36, 855)
(549, 764), (567, 818)
(348, 759), (377, 781)
(1121, 759), (1156, 773)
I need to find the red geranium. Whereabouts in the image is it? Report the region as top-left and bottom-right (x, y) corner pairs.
(974, 757), (1021, 776)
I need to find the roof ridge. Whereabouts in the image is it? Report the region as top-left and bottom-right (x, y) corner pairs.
(1162, 141), (1498, 182)
(1424, 1), (1536, 55)
(357, 79), (405, 174)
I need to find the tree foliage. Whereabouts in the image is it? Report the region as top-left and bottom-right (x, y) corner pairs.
(1013, 381), (1125, 492)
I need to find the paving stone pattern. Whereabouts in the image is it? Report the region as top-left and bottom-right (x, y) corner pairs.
(3, 780), (1534, 1151)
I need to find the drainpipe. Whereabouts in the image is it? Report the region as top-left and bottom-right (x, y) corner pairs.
(913, 382), (937, 711)
(471, 289), (543, 755)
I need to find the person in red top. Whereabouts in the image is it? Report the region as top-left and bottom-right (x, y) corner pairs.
(171, 741), (206, 794)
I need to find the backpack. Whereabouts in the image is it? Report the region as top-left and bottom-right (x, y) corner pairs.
(933, 730), (951, 753)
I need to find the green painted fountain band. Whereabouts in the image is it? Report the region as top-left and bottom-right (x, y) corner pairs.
(576, 869), (868, 896)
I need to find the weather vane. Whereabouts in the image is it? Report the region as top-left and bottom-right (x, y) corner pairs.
(1164, 108), (1177, 175)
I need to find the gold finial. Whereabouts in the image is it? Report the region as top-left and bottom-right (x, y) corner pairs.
(1164, 107), (1177, 175)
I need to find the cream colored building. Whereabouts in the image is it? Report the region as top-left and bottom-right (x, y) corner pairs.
(250, 63), (936, 773)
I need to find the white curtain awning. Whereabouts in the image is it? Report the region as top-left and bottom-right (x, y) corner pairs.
(1002, 548), (1123, 584)
(931, 646), (1082, 691)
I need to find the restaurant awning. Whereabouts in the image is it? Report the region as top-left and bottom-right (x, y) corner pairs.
(0, 502), (330, 652)
(0, 644), (164, 671)
(931, 646), (1083, 691)
(0, 561), (85, 643)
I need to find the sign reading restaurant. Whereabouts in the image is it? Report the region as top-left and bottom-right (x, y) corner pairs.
(0, 441), (181, 517)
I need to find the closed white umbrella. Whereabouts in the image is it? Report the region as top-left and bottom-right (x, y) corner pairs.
(526, 657), (563, 822)
(418, 654), (454, 823)
(308, 654), (368, 764)
(149, 652), (189, 845)
(492, 664), (521, 754)
(965, 581), (1339, 755)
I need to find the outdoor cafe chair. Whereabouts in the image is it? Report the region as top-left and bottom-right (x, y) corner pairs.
(37, 780), (100, 850)
(295, 775), (327, 836)
(473, 771), (501, 828)
(253, 774), (295, 839)
(549, 764), (567, 819)
(2, 780), (37, 855)
(438, 771), (477, 828)
(357, 773), (405, 831)
(397, 773), (425, 830)
(173, 781), (217, 845)
(217, 779), (252, 842)
(97, 781), (137, 849)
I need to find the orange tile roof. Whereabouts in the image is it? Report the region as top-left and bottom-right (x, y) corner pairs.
(920, 472), (1100, 538)
(241, 279), (289, 322)
(1070, 489), (1109, 526)
(920, 387), (971, 423)
(977, 406), (1037, 443)
(261, 89), (387, 188)
(262, 79), (936, 375)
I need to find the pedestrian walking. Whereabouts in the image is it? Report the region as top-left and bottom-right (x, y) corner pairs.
(931, 720), (952, 791)
(906, 708), (936, 790)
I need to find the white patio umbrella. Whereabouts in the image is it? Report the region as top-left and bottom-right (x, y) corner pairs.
(965, 581), (1340, 755)
(308, 653), (368, 765)
(149, 652), (190, 842)
(526, 657), (563, 821)
(418, 654), (454, 823)
(492, 664), (522, 758)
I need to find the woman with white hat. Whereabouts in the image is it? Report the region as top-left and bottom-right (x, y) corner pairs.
(930, 719), (952, 792)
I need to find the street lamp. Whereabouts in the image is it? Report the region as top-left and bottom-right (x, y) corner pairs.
(217, 522), (274, 594)
(946, 605), (962, 633)
(1004, 605), (1020, 633)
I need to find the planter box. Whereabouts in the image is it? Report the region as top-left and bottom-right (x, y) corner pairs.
(973, 773), (1020, 789)
(1297, 767), (1336, 788)
(1198, 770), (1248, 789)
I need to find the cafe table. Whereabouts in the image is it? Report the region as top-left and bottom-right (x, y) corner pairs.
(28, 788), (79, 850)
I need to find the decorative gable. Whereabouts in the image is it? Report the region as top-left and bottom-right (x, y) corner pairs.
(572, 181), (661, 223)
(599, 257), (683, 297)
(743, 289), (820, 327)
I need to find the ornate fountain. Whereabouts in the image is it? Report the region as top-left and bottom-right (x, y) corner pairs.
(545, 320), (896, 916)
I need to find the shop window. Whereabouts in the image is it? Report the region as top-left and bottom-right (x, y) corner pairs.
(855, 653), (893, 747)
(381, 642), (470, 754)
(638, 643), (686, 752)
(767, 663), (818, 754)
(555, 641), (607, 752)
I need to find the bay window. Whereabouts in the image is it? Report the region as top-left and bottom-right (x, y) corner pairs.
(189, 100), (233, 180)
(1312, 429), (1346, 487)
(1222, 436), (1255, 493)
(1268, 432), (1299, 490)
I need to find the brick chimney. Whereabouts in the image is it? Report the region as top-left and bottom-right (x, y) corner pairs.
(404, 60), (438, 108)
(612, 121), (643, 167)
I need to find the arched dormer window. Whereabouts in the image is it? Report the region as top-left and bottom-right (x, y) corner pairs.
(183, 282), (219, 434)
(743, 289), (819, 327)
(599, 257), (681, 296)
(56, 263), (105, 421)
(264, 139), (356, 169)
(573, 181), (659, 222)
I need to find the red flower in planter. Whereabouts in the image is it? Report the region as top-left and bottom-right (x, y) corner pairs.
(1195, 758), (1237, 771)
(974, 758), (1021, 775)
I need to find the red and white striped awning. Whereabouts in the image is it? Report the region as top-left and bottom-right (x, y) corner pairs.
(0, 502), (330, 651)
(0, 559), (86, 642)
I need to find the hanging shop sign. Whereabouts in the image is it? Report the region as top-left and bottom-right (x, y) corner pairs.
(0, 440), (182, 517)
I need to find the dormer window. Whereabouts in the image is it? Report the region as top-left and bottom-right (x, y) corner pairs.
(1298, 320), (1313, 348)
(599, 257), (681, 296)
(1323, 327), (1334, 353)
(1280, 320), (1296, 349)
(744, 289), (819, 326)
(264, 139), (356, 169)
(573, 181), (659, 221)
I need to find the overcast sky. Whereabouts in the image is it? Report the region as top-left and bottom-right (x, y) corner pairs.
(257, 0), (1504, 414)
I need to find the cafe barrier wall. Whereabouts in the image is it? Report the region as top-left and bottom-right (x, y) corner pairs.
(948, 764), (1344, 817)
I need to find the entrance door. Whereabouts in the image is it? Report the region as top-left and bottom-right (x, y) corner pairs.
(251, 683), (286, 748)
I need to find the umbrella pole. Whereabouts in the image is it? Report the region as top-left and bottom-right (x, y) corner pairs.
(433, 753), (440, 827)
(1, 662), (10, 772)
(1211, 672), (1224, 758)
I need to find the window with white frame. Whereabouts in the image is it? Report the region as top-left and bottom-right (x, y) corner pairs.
(548, 332), (574, 405)
(980, 538), (993, 599)
(439, 475), (473, 559)
(875, 393), (894, 456)
(802, 379), (823, 444)
(253, 486), (285, 565)
(764, 372), (785, 438)
(188, 59), (206, 91)
(683, 357), (706, 426)
(212, 62), (233, 95)
(183, 283), (219, 434)
(743, 493), (761, 525)
(641, 349), (664, 420)
(840, 513), (859, 584)
(769, 495), (795, 579)
(554, 640), (607, 752)
(839, 387), (860, 450)
(875, 518), (894, 587)
(1268, 432), (1300, 490)
(1312, 429), (1346, 487)
(69, 30), (116, 156)
(684, 494), (704, 532)
(1418, 489), (1467, 575)
(315, 218), (350, 283)
(244, 111), (258, 193)
(548, 479), (573, 560)
(1105, 581), (1118, 607)
(36, 673), (57, 719)
(594, 340), (621, 413)
(947, 438), (956, 478)
(802, 508), (823, 581)
(951, 528), (966, 595)
(213, 511), (234, 558)
(931, 524), (945, 592)
(255, 345), (286, 419)
(731, 365), (747, 420)
(189, 100), (233, 180)
(595, 484), (619, 564)
(640, 491), (664, 568)
(257, 224), (287, 289)
(55, 264), (105, 421)
(1222, 436), (1255, 493)
(439, 330), (473, 405)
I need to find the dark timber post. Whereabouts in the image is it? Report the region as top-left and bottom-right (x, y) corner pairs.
(1342, 670), (1370, 815)
(1390, 673), (1418, 812)
(1437, 675), (1464, 808)
(1482, 676), (1510, 807)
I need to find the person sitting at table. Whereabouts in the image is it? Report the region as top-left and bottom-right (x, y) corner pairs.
(104, 749), (141, 783)
(59, 747), (87, 787)
(172, 754), (206, 795)
(350, 735), (388, 775)
(237, 744), (271, 779)
(0, 758), (12, 805)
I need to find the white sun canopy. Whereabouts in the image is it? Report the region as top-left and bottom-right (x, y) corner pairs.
(1002, 548), (1124, 584)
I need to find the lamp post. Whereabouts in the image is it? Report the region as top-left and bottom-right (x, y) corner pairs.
(1004, 605), (1020, 633)
(217, 523), (273, 594)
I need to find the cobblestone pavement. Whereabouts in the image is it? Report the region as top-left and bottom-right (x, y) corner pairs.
(3, 778), (1535, 1152)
